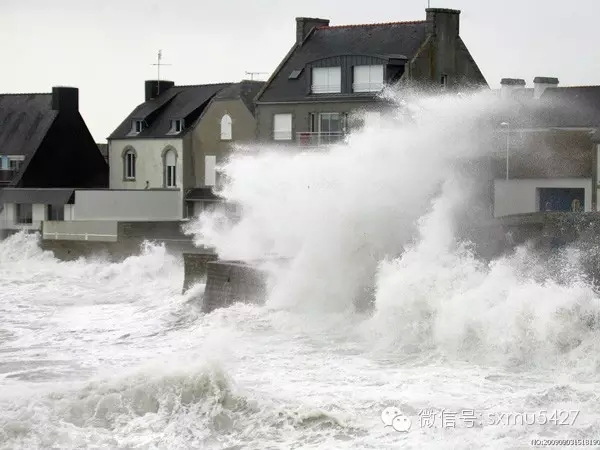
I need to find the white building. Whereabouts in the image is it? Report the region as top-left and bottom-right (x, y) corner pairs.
(107, 79), (263, 219)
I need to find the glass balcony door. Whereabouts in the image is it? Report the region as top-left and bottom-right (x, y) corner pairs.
(318, 113), (344, 145)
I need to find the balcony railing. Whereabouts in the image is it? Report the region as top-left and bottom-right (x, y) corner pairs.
(297, 132), (346, 147)
(0, 169), (16, 184)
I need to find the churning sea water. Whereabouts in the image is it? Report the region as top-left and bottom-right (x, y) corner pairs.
(1, 89), (600, 449)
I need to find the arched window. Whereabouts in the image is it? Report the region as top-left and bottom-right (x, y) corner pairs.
(123, 147), (136, 180)
(163, 148), (177, 187)
(220, 114), (232, 140)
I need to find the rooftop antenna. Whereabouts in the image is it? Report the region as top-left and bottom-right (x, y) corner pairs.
(245, 71), (269, 81)
(151, 50), (172, 96)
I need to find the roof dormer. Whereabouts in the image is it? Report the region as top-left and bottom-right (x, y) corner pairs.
(129, 119), (145, 135)
(168, 118), (185, 134)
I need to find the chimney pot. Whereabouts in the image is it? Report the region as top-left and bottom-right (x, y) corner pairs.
(499, 78), (526, 99)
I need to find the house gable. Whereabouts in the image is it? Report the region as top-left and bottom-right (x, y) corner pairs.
(0, 87), (108, 189)
(108, 82), (234, 140)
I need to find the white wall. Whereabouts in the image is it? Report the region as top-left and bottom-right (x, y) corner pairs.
(109, 138), (184, 191)
(72, 189), (182, 221)
(494, 178), (592, 217)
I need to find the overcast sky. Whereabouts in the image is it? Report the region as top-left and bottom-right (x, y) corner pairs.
(2, 0), (599, 142)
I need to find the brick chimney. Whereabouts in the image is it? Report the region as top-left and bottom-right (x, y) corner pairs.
(51, 87), (78, 113)
(144, 80), (175, 101)
(500, 78), (526, 99)
(296, 17), (329, 45)
(426, 8), (461, 88)
(533, 77), (559, 99)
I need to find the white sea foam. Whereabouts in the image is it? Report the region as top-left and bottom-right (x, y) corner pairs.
(2, 88), (600, 449)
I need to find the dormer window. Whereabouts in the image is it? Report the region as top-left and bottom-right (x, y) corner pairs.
(169, 119), (185, 133)
(132, 120), (144, 134)
(353, 65), (384, 93)
(311, 67), (341, 94)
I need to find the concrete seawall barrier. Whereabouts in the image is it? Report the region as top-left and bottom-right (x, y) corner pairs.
(201, 260), (268, 313)
(40, 221), (199, 261)
(182, 252), (218, 292)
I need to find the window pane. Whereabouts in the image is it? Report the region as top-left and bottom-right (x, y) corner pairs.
(16, 203), (32, 224)
(328, 67), (341, 92)
(205, 155), (216, 186)
(165, 150), (176, 165)
(221, 115), (232, 140)
(273, 114), (292, 140)
(312, 67), (341, 94)
(353, 65), (384, 92)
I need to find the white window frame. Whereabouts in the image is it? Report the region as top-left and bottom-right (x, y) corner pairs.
(312, 67), (342, 94)
(273, 113), (292, 140)
(163, 149), (177, 188)
(124, 150), (136, 180)
(205, 155), (216, 186)
(166, 165), (176, 187)
(132, 120), (144, 134)
(220, 114), (232, 140)
(1, 155), (25, 171)
(353, 65), (384, 93)
(173, 119), (184, 133)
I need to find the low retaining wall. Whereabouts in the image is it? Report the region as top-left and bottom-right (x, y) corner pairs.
(201, 260), (268, 313)
(40, 220), (199, 261)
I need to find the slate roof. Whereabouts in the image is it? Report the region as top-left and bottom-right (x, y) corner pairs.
(108, 83), (233, 139)
(97, 143), (108, 161)
(492, 86), (600, 129)
(213, 80), (265, 115)
(537, 86), (600, 128)
(257, 21), (428, 103)
(0, 188), (75, 205)
(0, 93), (56, 158)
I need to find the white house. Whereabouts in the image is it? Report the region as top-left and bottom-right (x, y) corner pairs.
(107, 79), (264, 219)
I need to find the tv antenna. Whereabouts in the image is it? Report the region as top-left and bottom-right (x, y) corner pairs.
(245, 71), (268, 81)
(151, 50), (172, 95)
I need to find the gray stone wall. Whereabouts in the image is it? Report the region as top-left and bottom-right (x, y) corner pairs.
(201, 260), (267, 313)
(182, 252), (218, 292)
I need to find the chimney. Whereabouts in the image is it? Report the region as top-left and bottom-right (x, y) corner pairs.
(426, 8), (461, 87)
(51, 87), (79, 113)
(533, 77), (559, 99)
(296, 17), (329, 45)
(144, 80), (175, 101)
(500, 78), (526, 99)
